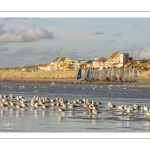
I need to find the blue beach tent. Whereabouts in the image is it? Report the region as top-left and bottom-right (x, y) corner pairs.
(77, 69), (82, 80)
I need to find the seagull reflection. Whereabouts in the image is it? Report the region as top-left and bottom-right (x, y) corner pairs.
(59, 111), (66, 117)
(117, 110), (125, 115)
(9, 108), (15, 117)
(57, 115), (63, 123)
(89, 114), (98, 119)
(34, 109), (39, 118)
(16, 110), (21, 118)
(145, 121), (150, 126)
(90, 114), (98, 125)
(30, 106), (35, 112)
(20, 108), (25, 114)
(126, 115), (132, 120)
(42, 110), (46, 117)
(4, 107), (9, 112)
(0, 108), (5, 117)
(83, 109), (90, 116)
(68, 111), (74, 117)
(0, 107), (9, 117)
(38, 107), (42, 111)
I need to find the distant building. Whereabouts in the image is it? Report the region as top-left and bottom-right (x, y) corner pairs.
(50, 57), (71, 71)
(104, 51), (129, 67)
(86, 60), (93, 68)
(38, 64), (51, 71)
(22, 68), (26, 72)
(94, 57), (107, 70)
(133, 60), (141, 64)
(51, 57), (61, 71)
(66, 59), (87, 70)
(119, 53), (129, 66)
(58, 57), (71, 70)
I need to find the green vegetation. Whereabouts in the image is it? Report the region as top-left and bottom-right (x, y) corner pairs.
(24, 65), (37, 71)
(132, 60), (150, 73)
(0, 65), (37, 72)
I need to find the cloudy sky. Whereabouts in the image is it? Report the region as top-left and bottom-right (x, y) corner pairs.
(0, 17), (150, 67)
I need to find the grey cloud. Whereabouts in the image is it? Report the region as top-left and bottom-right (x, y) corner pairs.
(0, 42), (8, 46)
(93, 31), (103, 35)
(102, 48), (118, 51)
(0, 47), (10, 51)
(0, 24), (55, 42)
(63, 49), (79, 59)
(107, 40), (115, 42)
(65, 49), (78, 55)
(120, 45), (143, 52)
(37, 48), (79, 63)
(0, 23), (5, 29)
(88, 49), (97, 53)
(10, 47), (36, 56)
(115, 32), (121, 35)
(0, 46), (80, 67)
(119, 45), (150, 59)
(0, 23), (5, 34)
(4, 18), (29, 20)
(10, 46), (63, 57)
(134, 23), (138, 26)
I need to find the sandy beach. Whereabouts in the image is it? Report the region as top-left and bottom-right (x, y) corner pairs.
(0, 71), (150, 85)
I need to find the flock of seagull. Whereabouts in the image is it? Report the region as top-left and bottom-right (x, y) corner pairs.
(0, 93), (150, 119)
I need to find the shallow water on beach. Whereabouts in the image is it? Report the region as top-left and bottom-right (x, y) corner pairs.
(0, 81), (150, 132)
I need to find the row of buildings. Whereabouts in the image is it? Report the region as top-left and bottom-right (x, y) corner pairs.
(38, 51), (131, 71)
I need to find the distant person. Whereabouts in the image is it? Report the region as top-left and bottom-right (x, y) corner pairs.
(119, 76), (122, 82)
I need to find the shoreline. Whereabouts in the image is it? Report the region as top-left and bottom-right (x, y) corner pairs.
(1, 76), (150, 85)
(0, 71), (150, 85)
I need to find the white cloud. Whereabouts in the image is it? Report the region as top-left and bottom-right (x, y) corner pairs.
(0, 24), (55, 42)
(0, 46), (80, 67)
(120, 45), (150, 59)
(138, 48), (150, 59)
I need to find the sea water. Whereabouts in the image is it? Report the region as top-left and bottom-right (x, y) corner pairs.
(0, 81), (150, 132)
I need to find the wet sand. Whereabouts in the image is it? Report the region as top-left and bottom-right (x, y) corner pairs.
(0, 71), (150, 85)
(0, 76), (150, 85)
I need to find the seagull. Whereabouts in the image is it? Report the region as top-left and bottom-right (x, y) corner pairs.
(16, 105), (23, 109)
(42, 104), (50, 109)
(108, 102), (116, 108)
(118, 105), (125, 110)
(10, 94), (15, 99)
(90, 85), (97, 89)
(58, 107), (66, 112)
(146, 111), (150, 117)
(0, 102), (9, 107)
(9, 101), (17, 106)
(107, 84), (113, 88)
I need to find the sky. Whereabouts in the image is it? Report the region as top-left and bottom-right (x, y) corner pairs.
(0, 17), (150, 67)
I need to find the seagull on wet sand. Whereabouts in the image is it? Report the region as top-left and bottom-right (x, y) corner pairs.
(108, 102), (116, 108)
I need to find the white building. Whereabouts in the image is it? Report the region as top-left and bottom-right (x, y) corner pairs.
(67, 59), (87, 70)
(104, 51), (129, 68)
(38, 64), (51, 71)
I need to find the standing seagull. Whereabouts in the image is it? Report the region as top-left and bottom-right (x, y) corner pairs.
(10, 94), (16, 99)
(108, 102), (116, 108)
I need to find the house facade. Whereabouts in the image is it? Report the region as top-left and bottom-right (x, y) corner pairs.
(104, 51), (129, 68)
(66, 59), (87, 70)
(38, 64), (51, 71)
